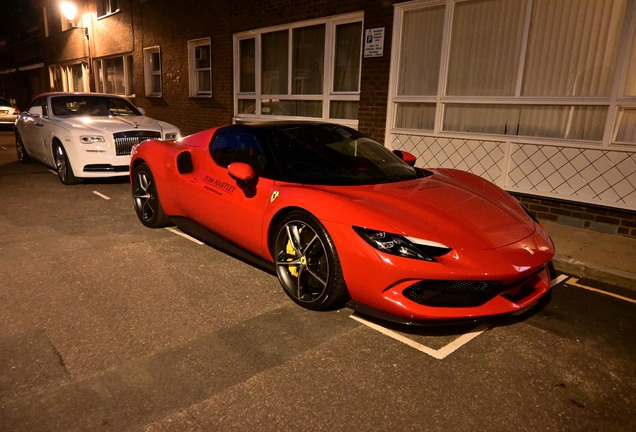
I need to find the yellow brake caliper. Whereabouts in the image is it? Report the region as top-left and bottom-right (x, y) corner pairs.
(286, 228), (302, 277)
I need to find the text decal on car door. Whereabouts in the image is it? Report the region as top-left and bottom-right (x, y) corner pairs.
(202, 175), (236, 195)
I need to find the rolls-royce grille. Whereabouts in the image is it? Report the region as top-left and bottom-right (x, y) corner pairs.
(114, 131), (161, 156)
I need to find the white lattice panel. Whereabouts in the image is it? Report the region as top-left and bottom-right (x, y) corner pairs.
(507, 144), (636, 208)
(390, 134), (636, 210)
(391, 134), (506, 184)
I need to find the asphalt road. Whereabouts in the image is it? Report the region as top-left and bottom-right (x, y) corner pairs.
(1, 129), (635, 431)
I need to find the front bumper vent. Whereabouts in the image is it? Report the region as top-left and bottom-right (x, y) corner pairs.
(403, 280), (509, 308)
(113, 131), (161, 156)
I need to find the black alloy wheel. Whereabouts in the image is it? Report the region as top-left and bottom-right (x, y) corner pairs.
(274, 210), (349, 311)
(53, 144), (80, 185)
(132, 163), (170, 228)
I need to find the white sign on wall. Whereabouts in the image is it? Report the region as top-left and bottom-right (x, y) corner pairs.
(364, 27), (385, 58)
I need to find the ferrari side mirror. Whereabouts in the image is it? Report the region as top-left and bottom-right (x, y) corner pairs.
(393, 149), (417, 167)
(228, 162), (255, 181)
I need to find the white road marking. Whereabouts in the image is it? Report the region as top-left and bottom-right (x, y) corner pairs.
(567, 277), (636, 304)
(1, 146), (6, 150)
(350, 314), (491, 360)
(49, 169), (57, 175)
(93, 191), (110, 200)
(349, 275), (568, 359)
(551, 274), (568, 287)
(165, 227), (204, 245)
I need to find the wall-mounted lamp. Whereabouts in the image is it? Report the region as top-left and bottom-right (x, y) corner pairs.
(61, 1), (89, 39)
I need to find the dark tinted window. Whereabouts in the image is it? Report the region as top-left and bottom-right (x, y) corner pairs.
(264, 124), (420, 185)
(0, 98), (11, 106)
(51, 96), (140, 117)
(210, 133), (268, 174)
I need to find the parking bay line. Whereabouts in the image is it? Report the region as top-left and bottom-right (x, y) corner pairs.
(93, 191), (111, 200)
(49, 169), (57, 175)
(165, 227), (205, 245)
(350, 275), (568, 359)
(566, 277), (636, 304)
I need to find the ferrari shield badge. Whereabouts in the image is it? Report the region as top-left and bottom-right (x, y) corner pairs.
(524, 246), (535, 255)
(270, 190), (280, 203)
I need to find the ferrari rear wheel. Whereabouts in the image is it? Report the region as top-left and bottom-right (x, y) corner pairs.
(53, 144), (80, 185)
(274, 211), (348, 311)
(15, 133), (33, 163)
(132, 163), (170, 228)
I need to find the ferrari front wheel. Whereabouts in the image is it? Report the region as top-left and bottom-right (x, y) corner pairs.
(132, 163), (170, 228)
(274, 211), (349, 311)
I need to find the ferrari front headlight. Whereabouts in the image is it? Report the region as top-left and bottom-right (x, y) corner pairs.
(164, 132), (179, 140)
(353, 227), (451, 262)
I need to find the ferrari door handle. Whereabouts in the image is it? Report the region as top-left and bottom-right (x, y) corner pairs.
(35, 123), (44, 127)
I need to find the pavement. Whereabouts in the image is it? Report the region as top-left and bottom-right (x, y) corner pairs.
(543, 219), (636, 290)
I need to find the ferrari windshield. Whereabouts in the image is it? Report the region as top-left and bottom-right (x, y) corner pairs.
(51, 95), (142, 117)
(264, 124), (421, 185)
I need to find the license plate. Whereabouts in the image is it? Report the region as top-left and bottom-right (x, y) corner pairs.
(0, 110), (8, 115)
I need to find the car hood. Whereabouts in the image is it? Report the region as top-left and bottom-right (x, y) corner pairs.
(312, 170), (536, 251)
(56, 116), (172, 134)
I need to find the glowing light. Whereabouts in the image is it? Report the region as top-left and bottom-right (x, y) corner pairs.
(61, 2), (77, 21)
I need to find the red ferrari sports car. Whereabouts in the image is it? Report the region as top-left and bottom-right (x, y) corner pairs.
(130, 122), (554, 324)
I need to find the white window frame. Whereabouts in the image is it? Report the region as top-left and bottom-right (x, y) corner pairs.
(43, 6), (50, 38)
(94, 55), (135, 96)
(386, 0), (636, 149)
(49, 65), (67, 91)
(233, 12), (364, 128)
(65, 63), (89, 92)
(143, 46), (162, 97)
(188, 38), (212, 98)
(97, 0), (120, 18)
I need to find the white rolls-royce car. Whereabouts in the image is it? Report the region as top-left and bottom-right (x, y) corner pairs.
(15, 92), (181, 185)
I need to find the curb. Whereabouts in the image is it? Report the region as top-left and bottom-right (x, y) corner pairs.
(552, 255), (636, 291)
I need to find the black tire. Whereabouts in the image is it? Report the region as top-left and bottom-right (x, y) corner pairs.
(273, 210), (349, 311)
(53, 143), (80, 185)
(132, 163), (171, 228)
(15, 133), (34, 164)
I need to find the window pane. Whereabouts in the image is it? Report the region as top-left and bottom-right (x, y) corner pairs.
(330, 101), (358, 119)
(196, 45), (211, 69)
(523, 0), (627, 97)
(238, 99), (256, 114)
(395, 103), (436, 130)
(149, 52), (161, 72)
(262, 30), (289, 94)
(71, 64), (84, 92)
(261, 99), (321, 117)
(239, 39), (256, 93)
(126, 55), (135, 95)
(292, 25), (325, 95)
(616, 109), (636, 143)
(334, 22), (362, 92)
(151, 75), (161, 94)
(105, 57), (124, 94)
(443, 104), (607, 141)
(447, 0), (527, 96)
(197, 71), (211, 92)
(623, 22), (636, 96)
(398, 6), (445, 96)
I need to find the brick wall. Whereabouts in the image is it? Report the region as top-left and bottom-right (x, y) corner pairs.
(132, 0), (391, 138)
(514, 193), (636, 239)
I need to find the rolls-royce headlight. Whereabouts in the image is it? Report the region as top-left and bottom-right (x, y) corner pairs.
(353, 227), (451, 262)
(80, 135), (105, 144)
(164, 132), (179, 140)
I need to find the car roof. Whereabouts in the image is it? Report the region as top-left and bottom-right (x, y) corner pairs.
(35, 92), (126, 99)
